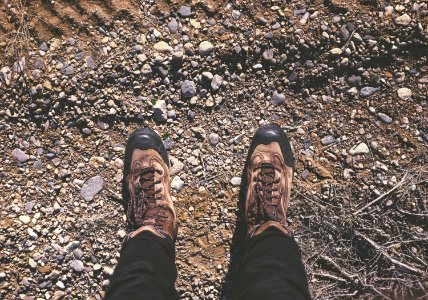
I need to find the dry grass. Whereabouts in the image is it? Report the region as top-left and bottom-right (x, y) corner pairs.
(1, 0), (33, 63)
(294, 152), (428, 299)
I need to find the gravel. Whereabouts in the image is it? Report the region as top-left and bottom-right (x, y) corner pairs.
(1, 1), (427, 299)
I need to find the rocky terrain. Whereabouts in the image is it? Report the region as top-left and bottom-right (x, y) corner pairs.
(1, 0), (427, 299)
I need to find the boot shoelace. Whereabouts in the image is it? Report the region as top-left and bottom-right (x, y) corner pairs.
(127, 162), (168, 230)
(248, 162), (282, 225)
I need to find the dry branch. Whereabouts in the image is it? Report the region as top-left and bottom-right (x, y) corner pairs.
(354, 230), (423, 275)
(353, 173), (409, 215)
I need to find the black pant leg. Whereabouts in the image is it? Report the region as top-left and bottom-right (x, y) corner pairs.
(105, 231), (179, 300)
(233, 228), (311, 300)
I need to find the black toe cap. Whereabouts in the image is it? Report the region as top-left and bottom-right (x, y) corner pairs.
(248, 124), (294, 168)
(122, 128), (169, 204)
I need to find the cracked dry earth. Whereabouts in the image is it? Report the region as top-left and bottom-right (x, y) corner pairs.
(1, 0), (428, 299)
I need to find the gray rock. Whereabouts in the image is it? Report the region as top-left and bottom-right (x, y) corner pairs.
(347, 75), (361, 87)
(65, 240), (80, 252)
(85, 56), (96, 69)
(25, 202), (35, 213)
(132, 44), (143, 52)
(170, 157), (184, 175)
(168, 18), (178, 33)
(378, 113), (392, 124)
(82, 128), (91, 135)
(321, 135), (335, 146)
(70, 260), (84, 272)
(12, 148), (29, 162)
(73, 248), (83, 260)
(181, 80), (196, 97)
(178, 6), (192, 17)
(153, 100), (167, 123)
(80, 175), (104, 201)
(65, 65), (74, 75)
(360, 87), (380, 98)
(39, 42), (49, 51)
(271, 91), (286, 106)
(262, 49), (274, 62)
(211, 75), (223, 92)
(209, 133), (220, 145)
(34, 58), (44, 69)
(171, 176), (185, 191)
(198, 41), (215, 56)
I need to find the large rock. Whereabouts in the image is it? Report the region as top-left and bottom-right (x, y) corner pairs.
(360, 87), (380, 98)
(349, 142), (370, 155)
(181, 80), (196, 97)
(395, 14), (412, 26)
(211, 75), (223, 92)
(397, 87), (412, 100)
(80, 175), (104, 201)
(271, 91), (285, 106)
(12, 148), (29, 162)
(178, 6), (191, 17)
(198, 41), (215, 56)
(171, 176), (185, 191)
(154, 41), (173, 52)
(70, 260), (84, 272)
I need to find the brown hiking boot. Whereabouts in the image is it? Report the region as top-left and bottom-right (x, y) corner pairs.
(122, 128), (177, 240)
(244, 125), (294, 237)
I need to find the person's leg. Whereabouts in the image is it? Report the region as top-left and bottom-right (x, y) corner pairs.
(232, 125), (310, 300)
(105, 232), (178, 300)
(105, 128), (179, 300)
(234, 228), (310, 300)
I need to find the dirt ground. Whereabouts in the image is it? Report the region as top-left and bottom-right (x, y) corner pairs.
(1, 0), (427, 299)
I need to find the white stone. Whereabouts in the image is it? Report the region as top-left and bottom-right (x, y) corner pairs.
(349, 142), (370, 155)
(198, 41), (215, 56)
(154, 41), (173, 52)
(117, 229), (126, 239)
(171, 176), (185, 191)
(19, 215), (31, 224)
(330, 48), (343, 55)
(103, 266), (114, 276)
(70, 260), (84, 272)
(209, 133), (220, 145)
(231, 177), (242, 187)
(395, 14), (412, 26)
(27, 228), (38, 239)
(397, 87), (412, 100)
(170, 156), (184, 175)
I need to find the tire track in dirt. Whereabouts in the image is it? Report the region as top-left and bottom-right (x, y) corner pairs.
(1, 0), (140, 54)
